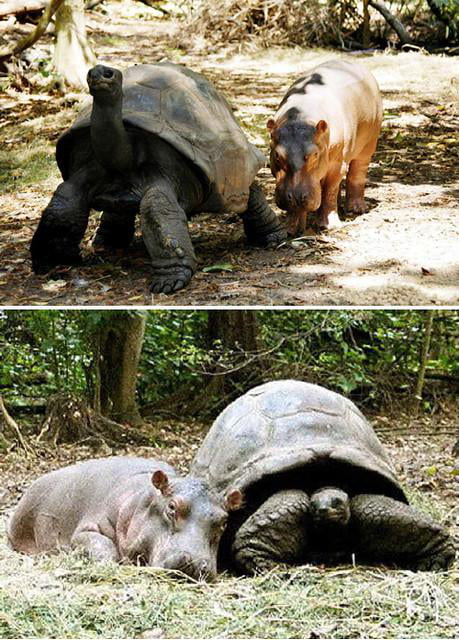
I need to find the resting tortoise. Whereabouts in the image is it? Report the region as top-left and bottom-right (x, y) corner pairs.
(31, 63), (285, 293)
(191, 380), (455, 574)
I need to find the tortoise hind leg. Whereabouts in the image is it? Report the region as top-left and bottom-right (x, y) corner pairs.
(232, 489), (309, 575)
(241, 182), (287, 247)
(93, 210), (136, 250)
(350, 494), (455, 571)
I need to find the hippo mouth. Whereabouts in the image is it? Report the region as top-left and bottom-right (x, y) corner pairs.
(286, 209), (309, 237)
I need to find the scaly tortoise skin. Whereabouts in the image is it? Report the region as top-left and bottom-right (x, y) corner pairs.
(191, 380), (455, 573)
(31, 62), (285, 293)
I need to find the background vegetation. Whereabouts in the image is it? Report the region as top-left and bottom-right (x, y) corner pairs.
(1, 309), (458, 432)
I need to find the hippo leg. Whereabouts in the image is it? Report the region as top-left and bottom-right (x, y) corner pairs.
(93, 210), (136, 249)
(350, 494), (455, 571)
(140, 179), (197, 294)
(31, 169), (91, 273)
(345, 141), (376, 215)
(71, 529), (120, 563)
(318, 163), (346, 230)
(232, 490), (310, 575)
(241, 182), (287, 247)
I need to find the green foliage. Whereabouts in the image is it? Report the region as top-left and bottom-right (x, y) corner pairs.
(0, 310), (457, 417)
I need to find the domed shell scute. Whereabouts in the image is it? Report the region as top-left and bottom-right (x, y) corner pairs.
(191, 380), (406, 502)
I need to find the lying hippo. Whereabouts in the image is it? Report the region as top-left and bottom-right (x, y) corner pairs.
(8, 457), (242, 580)
(267, 59), (382, 235)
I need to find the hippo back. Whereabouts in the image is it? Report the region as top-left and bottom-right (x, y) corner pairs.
(57, 62), (265, 213)
(191, 380), (407, 502)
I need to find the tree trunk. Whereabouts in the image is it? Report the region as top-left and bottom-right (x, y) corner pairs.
(53, 0), (96, 87)
(95, 312), (146, 426)
(189, 310), (265, 416)
(413, 311), (434, 414)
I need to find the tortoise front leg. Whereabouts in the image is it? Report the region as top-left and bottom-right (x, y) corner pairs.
(350, 494), (455, 571)
(231, 490), (310, 575)
(31, 169), (91, 273)
(241, 182), (287, 247)
(140, 179), (197, 294)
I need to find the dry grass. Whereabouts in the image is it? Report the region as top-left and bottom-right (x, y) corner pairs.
(0, 519), (457, 639)
(179, 0), (361, 50)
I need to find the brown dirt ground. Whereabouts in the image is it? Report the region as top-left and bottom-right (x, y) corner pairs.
(0, 3), (458, 306)
(1, 412), (458, 552)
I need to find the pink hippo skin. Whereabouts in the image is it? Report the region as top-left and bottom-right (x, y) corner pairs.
(267, 59), (382, 235)
(8, 457), (242, 580)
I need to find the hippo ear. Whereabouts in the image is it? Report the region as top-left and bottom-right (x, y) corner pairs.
(315, 120), (328, 136)
(224, 488), (243, 512)
(266, 117), (276, 134)
(152, 470), (171, 496)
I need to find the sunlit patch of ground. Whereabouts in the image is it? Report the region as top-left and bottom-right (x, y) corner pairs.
(0, 4), (458, 305)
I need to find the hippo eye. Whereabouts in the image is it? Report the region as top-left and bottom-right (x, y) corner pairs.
(166, 501), (177, 519)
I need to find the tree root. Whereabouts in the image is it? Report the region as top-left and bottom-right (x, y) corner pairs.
(0, 395), (34, 456)
(37, 393), (154, 447)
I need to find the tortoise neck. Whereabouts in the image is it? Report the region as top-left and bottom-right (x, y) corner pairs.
(90, 96), (134, 174)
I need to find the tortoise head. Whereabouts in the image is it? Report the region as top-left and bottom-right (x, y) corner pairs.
(87, 65), (123, 104)
(310, 487), (351, 527)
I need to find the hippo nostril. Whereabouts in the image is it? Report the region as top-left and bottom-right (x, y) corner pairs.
(198, 560), (209, 573)
(286, 193), (294, 204)
(103, 68), (114, 79)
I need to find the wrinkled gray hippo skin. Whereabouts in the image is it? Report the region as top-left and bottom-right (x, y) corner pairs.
(8, 457), (242, 580)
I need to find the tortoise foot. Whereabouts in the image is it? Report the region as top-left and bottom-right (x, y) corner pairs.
(413, 541), (456, 572)
(150, 265), (194, 294)
(252, 227), (287, 248)
(32, 250), (82, 274)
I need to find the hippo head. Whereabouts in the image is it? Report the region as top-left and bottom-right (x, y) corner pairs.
(120, 470), (242, 581)
(267, 116), (329, 236)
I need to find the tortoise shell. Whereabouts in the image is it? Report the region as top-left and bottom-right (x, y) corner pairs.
(191, 380), (407, 503)
(56, 62), (265, 213)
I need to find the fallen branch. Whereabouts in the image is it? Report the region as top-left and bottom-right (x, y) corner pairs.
(368, 0), (413, 45)
(0, 395), (34, 455)
(0, 0), (65, 61)
(0, 0), (46, 17)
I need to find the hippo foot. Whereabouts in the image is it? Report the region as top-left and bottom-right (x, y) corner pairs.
(319, 211), (343, 230)
(346, 199), (367, 216)
(150, 265), (194, 294)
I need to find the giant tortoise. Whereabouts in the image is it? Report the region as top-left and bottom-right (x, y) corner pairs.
(31, 62), (285, 293)
(191, 380), (455, 573)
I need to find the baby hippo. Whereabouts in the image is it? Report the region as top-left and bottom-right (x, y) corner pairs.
(8, 457), (242, 581)
(267, 59), (382, 235)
